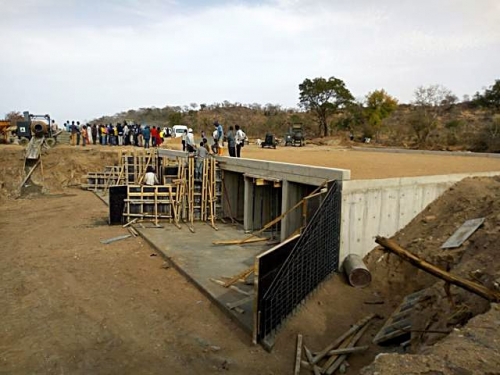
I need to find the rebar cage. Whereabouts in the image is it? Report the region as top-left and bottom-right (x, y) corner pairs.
(254, 180), (342, 345)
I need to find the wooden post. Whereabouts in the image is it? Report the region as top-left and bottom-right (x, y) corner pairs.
(376, 236), (500, 302)
(293, 334), (303, 375)
(312, 313), (376, 365)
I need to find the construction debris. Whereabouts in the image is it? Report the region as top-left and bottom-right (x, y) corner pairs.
(294, 334), (303, 375)
(375, 236), (500, 302)
(441, 217), (485, 249)
(296, 315), (376, 375)
(343, 254), (372, 288)
(372, 289), (427, 345)
(100, 234), (132, 244)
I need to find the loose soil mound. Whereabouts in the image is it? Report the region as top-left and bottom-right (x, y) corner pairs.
(0, 145), (119, 201)
(362, 176), (500, 373)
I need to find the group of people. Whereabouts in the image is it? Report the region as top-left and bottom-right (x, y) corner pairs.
(62, 120), (247, 157)
(63, 121), (165, 148)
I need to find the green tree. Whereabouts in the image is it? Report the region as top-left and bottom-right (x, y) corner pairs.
(299, 76), (354, 137)
(364, 89), (398, 139)
(474, 79), (500, 110)
(167, 111), (183, 126)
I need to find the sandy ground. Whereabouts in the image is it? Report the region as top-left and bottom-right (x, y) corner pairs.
(236, 144), (500, 180)
(160, 138), (500, 179)
(0, 188), (391, 374)
(1, 143), (500, 374)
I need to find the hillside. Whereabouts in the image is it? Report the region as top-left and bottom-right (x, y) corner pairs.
(92, 101), (500, 153)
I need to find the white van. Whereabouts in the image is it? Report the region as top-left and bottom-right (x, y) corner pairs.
(171, 125), (188, 138)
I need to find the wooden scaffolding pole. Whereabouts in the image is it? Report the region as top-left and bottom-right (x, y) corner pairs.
(376, 236), (500, 302)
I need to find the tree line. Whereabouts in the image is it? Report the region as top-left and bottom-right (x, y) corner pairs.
(4, 78), (500, 152)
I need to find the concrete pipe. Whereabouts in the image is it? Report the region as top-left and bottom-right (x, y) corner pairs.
(31, 121), (48, 137)
(343, 254), (372, 288)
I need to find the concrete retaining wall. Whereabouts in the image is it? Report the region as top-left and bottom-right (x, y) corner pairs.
(340, 171), (500, 264)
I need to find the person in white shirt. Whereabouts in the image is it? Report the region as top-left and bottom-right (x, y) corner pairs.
(234, 125), (246, 158)
(186, 128), (196, 153)
(143, 166), (159, 186)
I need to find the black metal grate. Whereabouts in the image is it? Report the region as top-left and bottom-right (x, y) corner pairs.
(256, 181), (342, 343)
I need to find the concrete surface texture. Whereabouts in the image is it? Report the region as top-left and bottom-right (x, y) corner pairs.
(340, 171), (500, 262)
(135, 222), (273, 334)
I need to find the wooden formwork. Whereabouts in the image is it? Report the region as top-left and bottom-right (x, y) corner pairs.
(123, 184), (179, 226)
(84, 149), (223, 229)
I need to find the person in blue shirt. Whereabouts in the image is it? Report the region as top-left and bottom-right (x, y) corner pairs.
(142, 126), (151, 148)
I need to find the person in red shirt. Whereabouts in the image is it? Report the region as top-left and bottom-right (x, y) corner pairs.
(151, 126), (158, 147)
(156, 128), (163, 146)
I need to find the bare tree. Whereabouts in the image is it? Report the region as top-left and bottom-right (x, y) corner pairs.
(411, 85), (455, 145)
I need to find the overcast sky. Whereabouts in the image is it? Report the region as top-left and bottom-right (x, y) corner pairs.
(1, 0), (499, 122)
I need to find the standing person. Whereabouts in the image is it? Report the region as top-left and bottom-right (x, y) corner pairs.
(203, 138), (210, 154)
(81, 125), (88, 146)
(133, 124), (139, 147)
(70, 121), (77, 146)
(214, 120), (224, 147)
(195, 141), (209, 180)
(106, 124), (113, 146)
(143, 166), (159, 186)
(51, 120), (58, 133)
(157, 128), (163, 147)
(86, 124), (93, 145)
(76, 121), (81, 145)
(235, 125), (246, 158)
(91, 124), (97, 145)
(211, 125), (219, 154)
(226, 126), (236, 157)
(123, 122), (129, 145)
(142, 125), (151, 148)
(100, 124), (107, 145)
(151, 126), (158, 147)
(181, 129), (187, 151)
(117, 123), (124, 146)
(186, 128), (196, 152)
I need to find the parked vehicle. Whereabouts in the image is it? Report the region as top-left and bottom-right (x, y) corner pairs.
(285, 123), (305, 147)
(261, 133), (278, 149)
(171, 125), (188, 138)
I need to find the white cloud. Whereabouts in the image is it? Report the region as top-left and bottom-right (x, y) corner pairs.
(0, 0), (499, 121)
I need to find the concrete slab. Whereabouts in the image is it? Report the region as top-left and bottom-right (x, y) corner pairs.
(135, 222), (274, 335)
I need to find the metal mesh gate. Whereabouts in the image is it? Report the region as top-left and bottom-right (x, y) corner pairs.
(254, 181), (342, 345)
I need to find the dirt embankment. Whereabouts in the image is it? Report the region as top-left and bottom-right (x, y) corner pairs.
(0, 145), (119, 201)
(362, 176), (500, 374)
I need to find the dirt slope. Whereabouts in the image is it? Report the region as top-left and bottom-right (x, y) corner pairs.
(362, 176), (500, 373)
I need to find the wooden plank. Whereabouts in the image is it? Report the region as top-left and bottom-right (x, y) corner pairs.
(312, 313), (376, 365)
(325, 345), (369, 356)
(19, 159), (40, 189)
(293, 334), (303, 375)
(324, 322), (373, 375)
(100, 234), (132, 244)
(441, 218), (485, 249)
(212, 180), (328, 246)
(304, 345), (321, 375)
(226, 295), (253, 309)
(123, 218), (138, 227)
(222, 267), (254, 288)
(376, 236), (500, 302)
